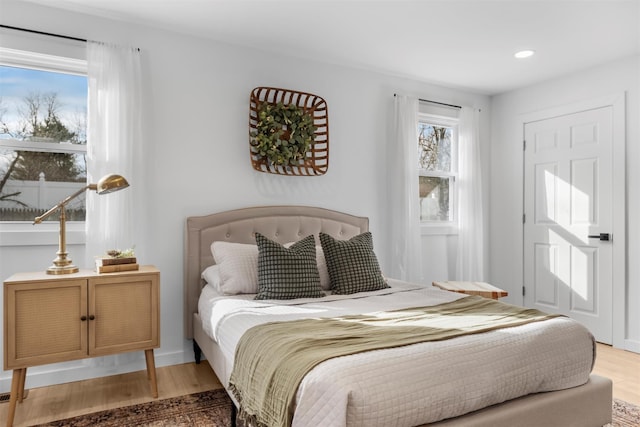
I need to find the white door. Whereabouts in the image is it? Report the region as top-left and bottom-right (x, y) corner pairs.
(523, 106), (613, 344)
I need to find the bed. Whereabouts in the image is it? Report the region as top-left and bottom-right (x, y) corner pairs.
(184, 205), (612, 427)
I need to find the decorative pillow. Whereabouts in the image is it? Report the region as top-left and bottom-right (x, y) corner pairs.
(201, 265), (222, 292)
(255, 233), (324, 300)
(211, 241), (259, 295)
(285, 241), (331, 291)
(319, 231), (389, 295)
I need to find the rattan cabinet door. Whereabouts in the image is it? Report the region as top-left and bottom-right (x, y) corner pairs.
(4, 279), (88, 369)
(88, 272), (159, 356)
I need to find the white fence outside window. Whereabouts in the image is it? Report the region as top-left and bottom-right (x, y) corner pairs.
(1, 176), (85, 221)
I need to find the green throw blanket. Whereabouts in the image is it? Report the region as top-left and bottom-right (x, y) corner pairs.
(229, 295), (561, 427)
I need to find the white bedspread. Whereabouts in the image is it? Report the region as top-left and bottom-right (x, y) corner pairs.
(198, 280), (595, 427)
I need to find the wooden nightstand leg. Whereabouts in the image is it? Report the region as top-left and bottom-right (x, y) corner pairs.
(144, 349), (158, 398)
(17, 368), (27, 402)
(6, 369), (24, 427)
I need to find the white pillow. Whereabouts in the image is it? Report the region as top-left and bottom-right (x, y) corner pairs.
(315, 245), (331, 291)
(211, 241), (259, 295)
(201, 265), (222, 292)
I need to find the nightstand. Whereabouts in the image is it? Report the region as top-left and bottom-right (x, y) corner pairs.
(432, 281), (508, 300)
(3, 265), (160, 427)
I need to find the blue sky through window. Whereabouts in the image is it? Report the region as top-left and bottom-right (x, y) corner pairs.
(0, 65), (87, 140)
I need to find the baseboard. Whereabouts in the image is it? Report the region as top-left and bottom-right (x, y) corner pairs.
(0, 348), (191, 393)
(624, 338), (640, 354)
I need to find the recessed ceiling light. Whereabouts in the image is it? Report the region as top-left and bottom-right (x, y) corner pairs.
(515, 50), (535, 59)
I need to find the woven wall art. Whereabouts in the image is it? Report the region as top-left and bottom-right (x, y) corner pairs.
(249, 87), (329, 176)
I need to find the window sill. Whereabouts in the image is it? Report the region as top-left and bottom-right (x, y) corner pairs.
(0, 222), (86, 247)
(421, 224), (458, 236)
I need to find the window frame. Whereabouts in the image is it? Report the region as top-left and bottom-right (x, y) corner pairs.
(417, 112), (459, 235)
(0, 43), (88, 246)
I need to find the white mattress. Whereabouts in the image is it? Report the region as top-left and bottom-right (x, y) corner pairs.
(197, 280), (595, 427)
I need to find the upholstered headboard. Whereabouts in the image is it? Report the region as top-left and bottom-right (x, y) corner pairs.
(184, 205), (369, 338)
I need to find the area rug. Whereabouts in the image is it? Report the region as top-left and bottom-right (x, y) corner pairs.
(607, 398), (640, 427)
(31, 388), (233, 427)
(31, 390), (640, 427)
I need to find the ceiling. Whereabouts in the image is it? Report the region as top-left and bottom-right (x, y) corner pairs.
(19, 0), (640, 95)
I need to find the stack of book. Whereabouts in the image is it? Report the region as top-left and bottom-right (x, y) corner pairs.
(95, 256), (139, 273)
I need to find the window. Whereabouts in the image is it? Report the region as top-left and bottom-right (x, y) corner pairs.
(418, 114), (458, 224)
(0, 49), (88, 223)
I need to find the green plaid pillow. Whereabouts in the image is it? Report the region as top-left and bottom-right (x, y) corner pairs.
(255, 233), (324, 300)
(319, 232), (389, 295)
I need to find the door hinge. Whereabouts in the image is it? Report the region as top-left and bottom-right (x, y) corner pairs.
(522, 286), (526, 296)
(523, 213), (526, 224)
(523, 140), (526, 151)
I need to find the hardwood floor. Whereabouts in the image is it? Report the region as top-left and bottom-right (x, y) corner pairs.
(592, 343), (640, 406)
(1, 343), (638, 426)
(0, 361), (222, 427)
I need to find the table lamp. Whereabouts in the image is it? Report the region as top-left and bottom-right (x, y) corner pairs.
(33, 173), (129, 275)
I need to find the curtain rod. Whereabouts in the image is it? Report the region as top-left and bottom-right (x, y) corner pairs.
(419, 98), (461, 109)
(1, 24), (141, 51)
(1, 24), (86, 43)
(394, 93), (461, 109)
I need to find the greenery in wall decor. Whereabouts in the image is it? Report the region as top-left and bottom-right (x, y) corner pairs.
(249, 86), (328, 176)
(251, 101), (317, 166)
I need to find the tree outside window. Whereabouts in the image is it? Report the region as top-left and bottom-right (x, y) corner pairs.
(0, 63), (87, 221)
(418, 118), (457, 222)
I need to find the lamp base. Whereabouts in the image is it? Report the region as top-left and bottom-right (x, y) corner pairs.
(47, 244), (78, 275)
(46, 264), (79, 275)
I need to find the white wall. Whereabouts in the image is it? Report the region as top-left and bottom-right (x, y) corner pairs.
(0, 0), (491, 391)
(490, 55), (640, 352)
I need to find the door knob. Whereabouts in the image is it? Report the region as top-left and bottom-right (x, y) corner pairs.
(588, 233), (611, 241)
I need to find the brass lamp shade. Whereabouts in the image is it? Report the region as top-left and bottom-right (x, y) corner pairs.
(34, 173), (130, 275)
(96, 174), (129, 194)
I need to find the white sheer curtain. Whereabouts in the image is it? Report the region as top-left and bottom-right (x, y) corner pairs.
(388, 95), (423, 282)
(456, 106), (484, 280)
(85, 42), (144, 266)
